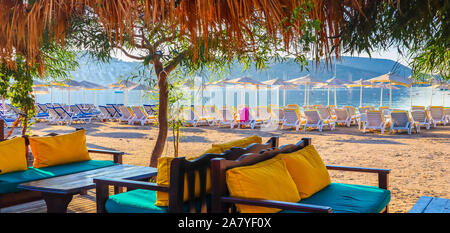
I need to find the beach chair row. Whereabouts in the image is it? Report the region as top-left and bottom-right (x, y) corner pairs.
(178, 104), (450, 135)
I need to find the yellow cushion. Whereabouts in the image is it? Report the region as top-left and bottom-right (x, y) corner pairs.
(278, 145), (331, 199)
(155, 147), (222, 206)
(0, 137), (28, 174)
(29, 130), (91, 168)
(226, 156), (300, 213)
(211, 135), (262, 153)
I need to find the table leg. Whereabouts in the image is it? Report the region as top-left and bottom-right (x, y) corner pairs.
(42, 193), (73, 213)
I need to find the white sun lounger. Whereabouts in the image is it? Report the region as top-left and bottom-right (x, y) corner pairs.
(181, 106), (199, 127)
(390, 111), (418, 134)
(217, 106), (236, 128)
(129, 106), (151, 126)
(363, 111), (389, 134)
(411, 110), (431, 130)
(334, 108), (352, 127)
(118, 106), (134, 123)
(429, 106), (446, 127)
(281, 108), (305, 131)
(303, 110), (335, 132)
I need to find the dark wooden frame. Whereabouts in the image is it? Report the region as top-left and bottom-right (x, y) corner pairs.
(211, 137), (391, 213)
(0, 129), (124, 209)
(93, 136), (279, 213)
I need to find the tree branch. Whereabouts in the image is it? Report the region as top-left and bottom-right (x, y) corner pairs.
(163, 50), (188, 74)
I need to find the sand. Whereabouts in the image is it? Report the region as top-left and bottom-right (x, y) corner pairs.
(6, 120), (450, 213)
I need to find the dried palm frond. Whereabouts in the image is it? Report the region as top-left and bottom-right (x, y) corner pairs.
(0, 0), (377, 73)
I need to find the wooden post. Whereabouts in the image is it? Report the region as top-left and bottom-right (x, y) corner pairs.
(0, 119), (4, 141)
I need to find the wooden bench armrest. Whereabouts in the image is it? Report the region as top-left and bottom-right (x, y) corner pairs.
(88, 149), (124, 164)
(220, 197), (332, 213)
(326, 165), (390, 174)
(326, 165), (390, 190)
(93, 177), (169, 213)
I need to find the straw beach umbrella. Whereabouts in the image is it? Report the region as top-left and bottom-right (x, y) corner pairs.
(206, 78), (233, 107)
(129, 83), (152, 106)
(78, 80), (108, 105)
(110, 80), (138, 105)
(225, 77), (266, 108)
(287, 74), (324, 106)
(262, 78), (297, 106)
(346, 79), (373, 107)
(51, 80), (81, 106)
(313, 79), (349, 107)
(367, 72), (412, 107)
(372, 83), (400, 107)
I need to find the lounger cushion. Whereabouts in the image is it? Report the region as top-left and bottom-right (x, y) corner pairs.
(105, 189), (211, 213)
(0, 137), (28, 175)
(226, 157), (300, 213)
(211, 135), (262, 153)
(155, 147), (222, 206)
(0, 160), (116, 194)
(29, 130), (91, 168)
(280, 183), (391, 213)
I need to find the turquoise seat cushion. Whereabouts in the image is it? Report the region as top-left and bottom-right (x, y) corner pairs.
(0, 160), (117, 194)
(280, 183), (391, 213)
(105, 189), (210, 213)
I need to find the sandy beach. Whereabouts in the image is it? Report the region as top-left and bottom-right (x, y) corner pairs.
(6, 120), (450, 213)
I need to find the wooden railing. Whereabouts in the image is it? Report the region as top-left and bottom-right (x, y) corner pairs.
(0, 119), (4, 140)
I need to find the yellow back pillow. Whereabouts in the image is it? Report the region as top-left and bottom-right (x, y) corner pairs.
(155, 147), (221, 206)
(278, 145), (331, 199)
(0, 137), (28, 174)
(226, 156), (301, 213)
(29, 130), (91, 168)
(155, 135), (262, 206)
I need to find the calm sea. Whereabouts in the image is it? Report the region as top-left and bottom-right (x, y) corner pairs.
(35, 86), (449, 110)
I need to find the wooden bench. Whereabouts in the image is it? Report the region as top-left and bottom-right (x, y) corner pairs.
(409, 196), (450, 213)
(94, 136), (279, 213)
(0, 129), (124, 209)
(211, 138), (391, 213)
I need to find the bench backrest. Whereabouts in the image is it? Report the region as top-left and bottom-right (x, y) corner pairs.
(210, 137), (310, 213)
(167, 136), (279, 213)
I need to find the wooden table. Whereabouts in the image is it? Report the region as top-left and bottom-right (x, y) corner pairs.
(409, 196), (450, 213)
(18, 164), (157, 213)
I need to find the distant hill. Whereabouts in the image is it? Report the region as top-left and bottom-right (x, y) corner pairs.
(70, 54), (412, 85)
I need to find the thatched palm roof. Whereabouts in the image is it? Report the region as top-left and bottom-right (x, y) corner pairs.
(0, 0), (373, 73)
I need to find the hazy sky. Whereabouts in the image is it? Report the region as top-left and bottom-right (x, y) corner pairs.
(113, 46), (411, 67)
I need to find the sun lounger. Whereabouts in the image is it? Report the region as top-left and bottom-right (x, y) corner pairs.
(47, 106), (92, 125)
(363, 111), (389, 134)
(180, 106), (199, 127)
(217, 106), (236, 128)
(316, 106), (335, 122)
(143, 104), (157, 115)
(445, 108), (450, 124)
(390, 111), (418, 134)
(281, 108), (305, 131)
(358, 107), (371, 130)
(411, 110), (431, 130)
(128, 106), (151, 125)
(429, 106), (446, 127)
(0, 113), (17, 128)
(98, 105), (116, 121)
(334, 108), (352, 127)
(342, 106), (358, 125)
(118, 106), (134, 123)
(269, 105), (284, 125)
(303, 110), (335, 132)
(411, 106), (425, 111)
(203, 105), (220, 126)
(192, 105), (214, 126)
(107, 104), (123, 118)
